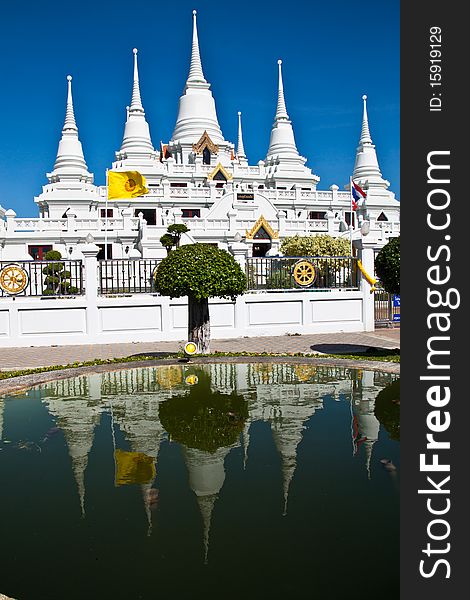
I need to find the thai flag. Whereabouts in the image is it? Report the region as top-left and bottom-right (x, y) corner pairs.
(351, 180), (366, 210)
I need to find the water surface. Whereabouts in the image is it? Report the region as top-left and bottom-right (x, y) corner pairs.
(0, 363), (399, 599)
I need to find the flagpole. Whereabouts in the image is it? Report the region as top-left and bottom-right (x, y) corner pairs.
(349, 177), (353, 257)
(105, 169), (109, 260)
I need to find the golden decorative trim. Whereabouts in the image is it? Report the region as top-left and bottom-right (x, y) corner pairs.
(192, 130), (219, 155)
(245, 215), (279, 240)
(207, 162), (233, 181)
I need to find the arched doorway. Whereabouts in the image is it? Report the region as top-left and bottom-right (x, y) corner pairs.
(252, 226), (272, 257)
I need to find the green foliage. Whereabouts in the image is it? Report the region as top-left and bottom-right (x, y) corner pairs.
(281, 234), (351, 257)
(154, 243), (247, 301)
(266, 263), (292, 289)
(44, 250), (62, 261)
(374, 379), (400, 441)
(162, 223), (191, 249)
(41, 249), (77, 296)
(375, 236), (400, 294)
(158, 370), (249, 453)
(160, 233), (175, 252)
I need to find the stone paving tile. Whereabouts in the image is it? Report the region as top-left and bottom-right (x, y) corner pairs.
(0, 328), (399, 370)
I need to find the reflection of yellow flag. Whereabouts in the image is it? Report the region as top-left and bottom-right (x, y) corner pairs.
(108, 171), (149, 200)
(114, 449), (156, 486)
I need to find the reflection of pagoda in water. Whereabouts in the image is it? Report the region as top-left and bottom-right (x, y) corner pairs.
(43, 391), (103, 517)
(182, 445), (235, 564)
(15, 364), (398, 558)
(350, 369), (395, 478)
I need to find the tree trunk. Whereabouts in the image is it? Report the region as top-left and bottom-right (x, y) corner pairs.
(188, 296), (210, 353)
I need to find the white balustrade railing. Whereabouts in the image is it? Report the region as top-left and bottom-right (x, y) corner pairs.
(13, 218), (67, 231)
(374, 221), (400, 231)
(9, 217), (141, 234)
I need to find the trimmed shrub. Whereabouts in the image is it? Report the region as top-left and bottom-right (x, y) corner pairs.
(375, 236), (400, 294)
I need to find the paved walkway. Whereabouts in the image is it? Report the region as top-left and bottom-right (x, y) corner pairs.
(0, 328), (399, 370)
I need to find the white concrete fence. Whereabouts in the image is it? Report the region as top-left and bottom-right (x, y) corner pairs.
(0, 241), (376, 349)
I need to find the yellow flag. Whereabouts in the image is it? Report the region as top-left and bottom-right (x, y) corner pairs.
(114, 449), (156, 486)
(107, 170), (149, 200)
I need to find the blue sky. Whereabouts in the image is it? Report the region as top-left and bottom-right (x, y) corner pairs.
(0, 0), (399, 217)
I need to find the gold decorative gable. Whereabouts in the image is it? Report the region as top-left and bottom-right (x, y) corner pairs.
(192, 130), (219, 155)
(246, 215), (279, 240)
(207, 163), (233, 181)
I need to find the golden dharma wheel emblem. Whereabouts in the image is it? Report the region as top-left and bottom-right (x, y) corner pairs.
(125, 178), (136, 192)
(292, 260), (316, 287)
(0, 263), (29, 295)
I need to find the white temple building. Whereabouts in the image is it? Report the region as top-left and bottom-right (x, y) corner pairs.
(0, 10), (399, 262)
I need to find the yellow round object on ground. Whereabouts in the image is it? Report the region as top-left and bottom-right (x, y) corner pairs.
(184, 341), (198, 355)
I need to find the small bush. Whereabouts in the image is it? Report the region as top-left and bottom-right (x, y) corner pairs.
(375, 236), (400, 294)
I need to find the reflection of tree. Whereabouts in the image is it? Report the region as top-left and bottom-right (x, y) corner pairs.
(159, 370), (249, 453)
(374, 379), (400, 441)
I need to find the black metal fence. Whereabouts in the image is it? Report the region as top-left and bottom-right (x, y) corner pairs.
(246, 256), (358, 291)
(0, 260), (84, 297)
(374, 288), (400, 324)
(99, 259), (162, 295)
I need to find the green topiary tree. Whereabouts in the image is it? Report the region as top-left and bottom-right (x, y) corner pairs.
(167, 223), (190, 248)
(42, 249), (79, 296)
(159, 224), (190, 254)
(281, 234), (351, 257)
(159, 233), (175, 255)
(375, 236), (400, 294)
(154, 244), (247, 353)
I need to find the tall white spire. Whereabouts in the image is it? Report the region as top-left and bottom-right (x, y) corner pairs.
(265, 60), (305, 166)
(352, 95), (389, 189)
(171, 10), (225, 145)
(187, 10), (206, 85)
(118, 48), (155, 158)
(130, 48), (144, 113)
(275, 60), (289, 121)
(237, 111), (247, 163)
(48, 75), (94, 183)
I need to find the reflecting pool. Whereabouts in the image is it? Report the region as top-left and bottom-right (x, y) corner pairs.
(0, 364), (399, 599)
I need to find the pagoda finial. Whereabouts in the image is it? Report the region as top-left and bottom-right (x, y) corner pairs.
(360, 94), (372, 144)
(117, 48), (155, 157)
(129, 48), (144, 114)
(265, 59), (306, 166)
(49, 75), (94, 182)
(352, 94), (389, 189)
(275, 59), (289, 121)
(237, 111), (247, 160)
(187, 9), (206, 84)
(63, 75), (78, 133)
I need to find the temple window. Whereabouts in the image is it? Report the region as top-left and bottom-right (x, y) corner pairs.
(345, 212), (356, 228)
(308, 211), (326, 220)
(28, 245), (52, 260)
(134, 208), (156, 226)
(100, 209), (113, 218)
(203, 147), (211, 165)
(377, 212), (388, 221)
(182, 209), (201, 218)
(97, 244), (113, 260)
